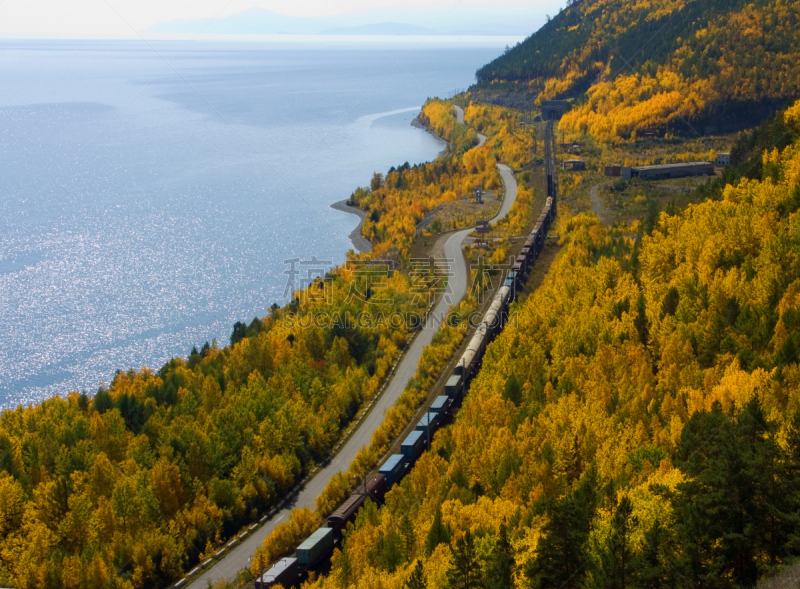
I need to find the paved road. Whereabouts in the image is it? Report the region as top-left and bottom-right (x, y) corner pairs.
(453, 105), (486, 147)
(188, 111), (514, 589)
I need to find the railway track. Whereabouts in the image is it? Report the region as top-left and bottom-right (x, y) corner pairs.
(253, 117), (561, 589)
(186, 121), (520, 589)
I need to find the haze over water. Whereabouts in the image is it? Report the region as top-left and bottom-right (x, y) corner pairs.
(0, 39), (504, 409)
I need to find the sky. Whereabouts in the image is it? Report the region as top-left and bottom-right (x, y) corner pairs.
(0, 0), (566, 38)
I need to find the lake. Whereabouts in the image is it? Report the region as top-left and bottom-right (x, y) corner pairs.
(0, 38), (506, 408)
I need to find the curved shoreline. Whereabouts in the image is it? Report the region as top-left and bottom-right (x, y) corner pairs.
(411, 115), (449, 156)
(331, 111), (449, 255)
(330, 200), (373, 253)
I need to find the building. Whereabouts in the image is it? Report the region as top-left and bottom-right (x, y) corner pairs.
(563, 159), (586, 171)
(605, 165), (622, 177)
(541, 100), (570, 120)
(621, 162), (714, 180)
(716, 152), (731, 166)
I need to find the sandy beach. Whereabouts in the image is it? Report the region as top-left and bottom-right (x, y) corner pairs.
(330, 200), (373, 253)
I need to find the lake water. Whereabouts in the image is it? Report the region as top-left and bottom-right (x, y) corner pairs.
(0, 39), (505, 409)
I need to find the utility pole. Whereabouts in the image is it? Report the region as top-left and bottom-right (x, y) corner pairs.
(354, 473), (367, 497)
(427, 414), (431, 450)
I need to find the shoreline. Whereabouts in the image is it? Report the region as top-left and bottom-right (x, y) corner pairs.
(331, 113), (447, 255)
(330, 200), (373, 253)
(411, 115), (450, 157)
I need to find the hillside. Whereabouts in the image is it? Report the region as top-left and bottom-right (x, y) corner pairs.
(475, 0), (800, 140)
(300, 99), (800, 589)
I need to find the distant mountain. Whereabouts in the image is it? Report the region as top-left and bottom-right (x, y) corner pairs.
(320, 22), (431, 36)
(143, 6), (552, 37)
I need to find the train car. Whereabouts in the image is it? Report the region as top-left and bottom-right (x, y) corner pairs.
(485, 288), (508, 338)
(503, 276), (515, 302)
(516, 252), (528, 276)
(483, 303), (501, 339)
(455, 325), (483, 379)
(445, 374), (463, 398)
(326, 474), (387, 534)
(534, 222), (545, 250)
(512, 260), (522, 278)
(256, 557), (301, 589)
(401, 430), (425, 462)
(296, 528), (334, 569)
(327, 493), (366, 534)
(526, 235), (537, 258)
(498, 285), (511, 310)
(507, 271), (517, 293)
(363, 473), (387, 502)
(416, 411), (441, 439)
(499, 282), (511, 305)
(461, 323), (488, 379)
(379, 454), (405, 487)
(525, 235), (535, 249)
(430, 395), (452, 415)
(484, 302), (498, 327)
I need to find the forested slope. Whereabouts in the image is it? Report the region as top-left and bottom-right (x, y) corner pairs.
(305, 99), (800, 588)
(476, 0), (800, 140)
(0, 267), (427, 587)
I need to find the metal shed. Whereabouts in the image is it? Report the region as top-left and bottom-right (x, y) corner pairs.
(622, 162), (714, 180)
(563, 159), (586, 171)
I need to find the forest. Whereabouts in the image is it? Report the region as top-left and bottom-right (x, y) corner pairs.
(295, 99), (800, 589)
(476, 0), (800, 141)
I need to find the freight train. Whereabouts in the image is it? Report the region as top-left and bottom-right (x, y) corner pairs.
(255, 123), (557, 589)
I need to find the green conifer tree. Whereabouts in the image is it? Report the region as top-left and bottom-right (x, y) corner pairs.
(598, 495), (638, 589)
(527, 467), (597, 589)
(485, 523), (515, 589)
(426, 506), (451, 556)
(405, 559), (427, 589)
(447, 530), (482, 589)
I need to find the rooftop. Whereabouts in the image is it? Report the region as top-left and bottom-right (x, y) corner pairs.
(380, 454), (404, 470)
(631, 161), (713, 171)
(402, 430), (424, 445)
